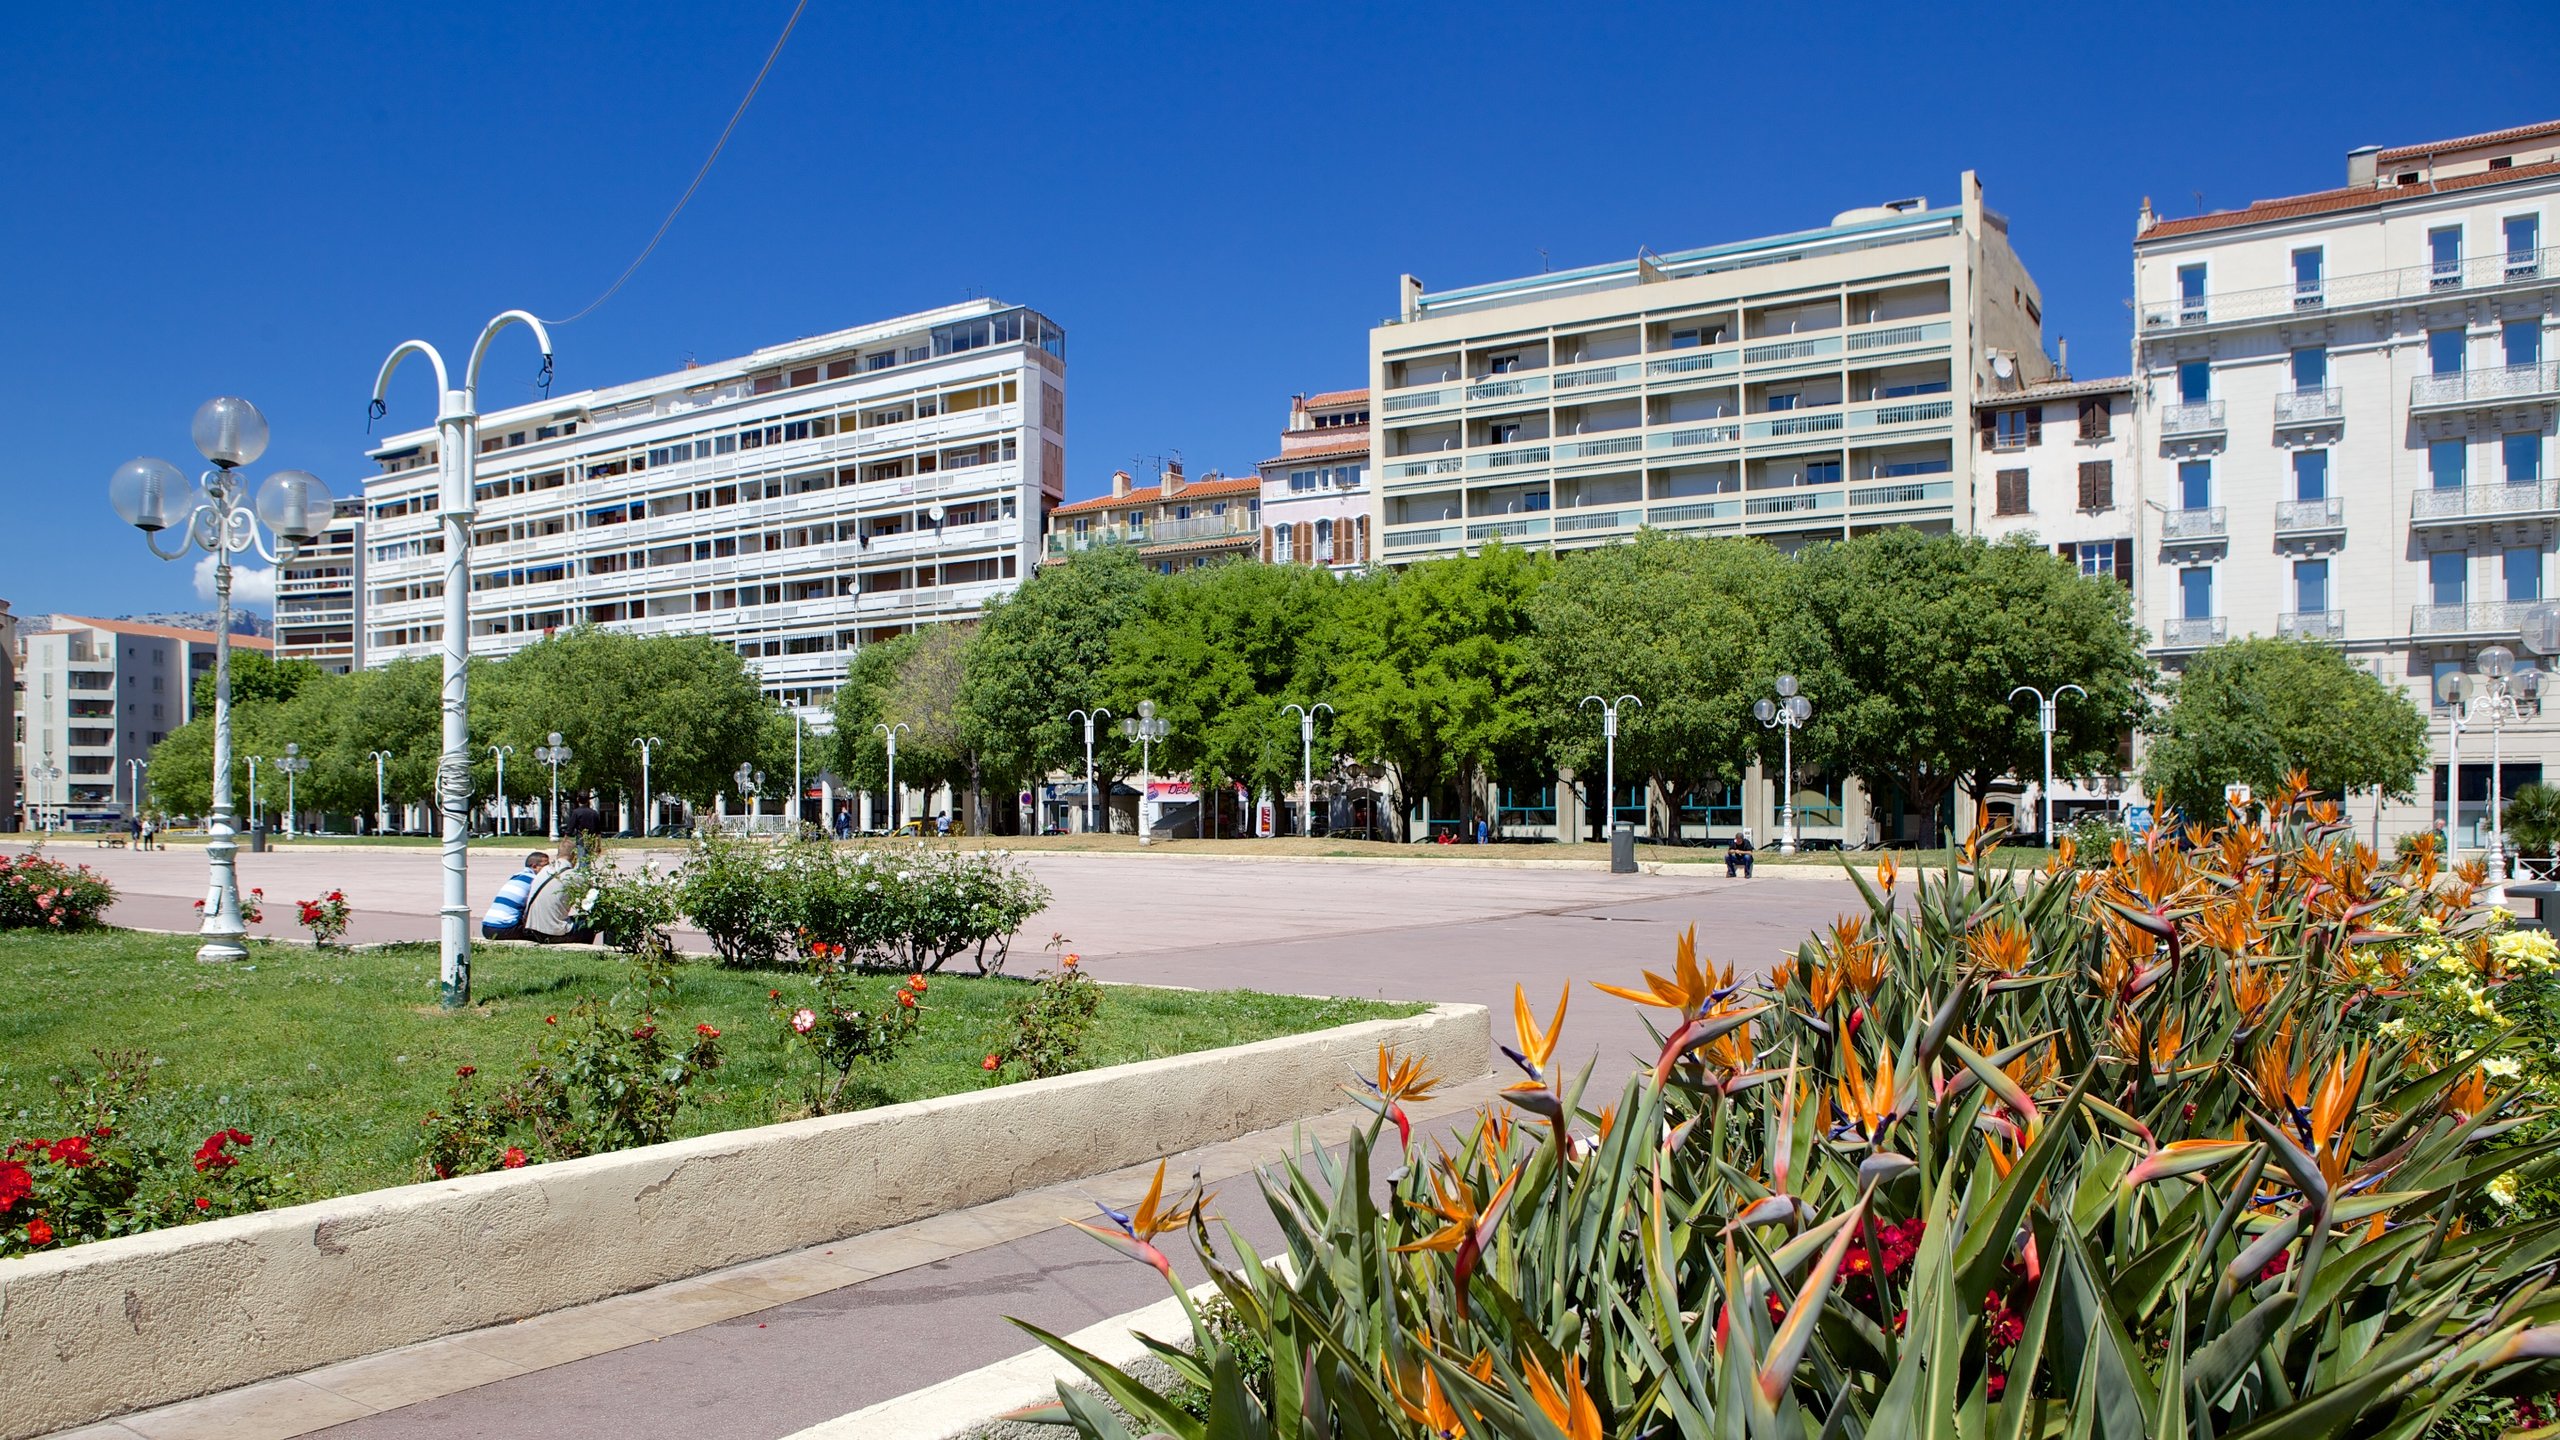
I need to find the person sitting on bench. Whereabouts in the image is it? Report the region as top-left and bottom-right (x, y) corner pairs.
(480, 851), (548, 940)
(1726, 831), (1755, 878)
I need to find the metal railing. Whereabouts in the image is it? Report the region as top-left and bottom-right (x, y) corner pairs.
(1847, 319), (1954, 351)
(2272, 387), (2344, 427)
(2159, 617), (2226, 649)
(1382, 455), (1464, 480)
(1742, 334), (1844, 365)
(1743, 410), (1844, 442)
(2277, 609), (2347, 641)
(1647, 423), (1742, 452)
(2159, 400), (2227, 437)
(1382, 388), (1452, 413)
(2410, 361), (2560, 411)
(1551, 435), (1644, 462)
(1644, 348), (1738, 379)
(1647, 500), (1740, 525)
(1467, 444), (1551, 472)
(2274, 496), (2345, 534)
(1744, 489), (1842, 517)
(1466, 375), (1548, 402)
(2140, 245), (2557, 328)
(1852, 398), (1954, 429)
(2159, 506), (2228, 540)
(1466, 516), (1551, 542)
(2412, 600), (2536, 637)
(1145, 511), (1260, 544)
(2409, 479), (2560, 523)
(1384, 525), (1462, 550)
(1551, 362), (1641, 391)
(1553, 508), (1640, 532)
(1849, 479), (1952, 507)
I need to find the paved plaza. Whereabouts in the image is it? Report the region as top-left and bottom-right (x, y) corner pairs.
(52, 845), (1867, 1439)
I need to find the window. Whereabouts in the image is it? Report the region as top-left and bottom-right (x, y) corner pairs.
(2178, 263), (2207, 320)
(2077, 460), (2113, 511)
(1994, 469), (2029, 516)
(2292, 247), (2324, 303)
(1488, 422), (1522, 445)
(2509, 547), (2544, 603)
(1487, 353), (1519, 374)
(1271, 525), (1292, 562)
(2293, 449), (2329, 502)
(2510, 433), (2545, 484)
(1316, 519), (1334, 556)
(1992, 409), (2038, 449)
(2291, 345), (2327, 391)
(2506, 319), (2542, 369)
(2432, 439), (2468, 490)
(2431, 551), (2467, 606)
(2076, 395), (2111, 440)
(2294, 558), (2330, 614)
(2430, 226), (2464, 288)
(2179, 459), (2211, 510)
(2180, 566), (2214, 620)
(2508, 214), (2542, 278)
(1804, 459), (1843, 485)
(2076, 541), (2116, 579)
(2176, 360), (2211, 404)
(2429, 328), (2466, 375)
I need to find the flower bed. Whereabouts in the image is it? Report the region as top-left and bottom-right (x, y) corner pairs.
(0, 850), (114, 930)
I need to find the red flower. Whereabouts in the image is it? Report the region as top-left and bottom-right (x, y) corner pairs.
(896, 991), (916, 1009)
(47, 1135), (96, 1169)
(632, 1024), (657, 1041)
(545, 1015), (558, 1025)
(907, 974), (927, 993)
(0, 1161), (30, 1210)
(769, 989), (781, 1000)
(695, 1023), (721, 1038)
(456, 1065), (476, 1079)
(982, 1055), (1001, 1071)
(26, 1217), (53, 1246)
(193, 1197), (212, 1211)
(501, 1147), (528, 1169)
(91, 1125), (112, 1139)
(1985, 1371), (2008, 1401)
(192, 1129), (254, 1173)
(2258, 1249), (2291, 1281)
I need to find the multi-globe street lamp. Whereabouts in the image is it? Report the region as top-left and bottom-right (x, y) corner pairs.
(1755, 675), (1814, 855)
(368, 751), (394, 836)
(31, 763), (60, 833)
(734, 762), (766, 826)
(370, 308), (555, 1009)
(1120, 702), (1169, 846)
(536, 732), (573, 840)
(274, 742), (310, 839)
(1067, 707), (1112, 835)
(874, 722), (908, 834)
(488, 745), (515, 837)
(634, 735), (664, 837)
(2437, 645), (2542, 889)
(108, 396), (330, 961)
(1281, 702), (1334, 840)
(2007, 683), (2087, 845)
(1578, 694), (1641, 843)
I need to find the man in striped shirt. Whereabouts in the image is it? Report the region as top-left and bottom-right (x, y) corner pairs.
(480, 851), (550, 940)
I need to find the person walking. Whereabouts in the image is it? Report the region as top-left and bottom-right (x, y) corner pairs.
(140, 815), (157, 851)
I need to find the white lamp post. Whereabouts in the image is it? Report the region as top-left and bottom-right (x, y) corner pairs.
(489, 744), (515, 836)
(275, 742), (309, 838)
(1068, 707), (1112, 834)
(734, 761), (766, 827)
(31, 763), (60, 833)
(1755, 676), (1814, 855)
(2007, 683), (2087, 845)
(791, 712), (804, 832)
(2442, 646), (2541, 893)
(1578, 694), (1641, 842)
(246, 756), (264, 834)
(367, 750), (393, 835)
(371, 309), (555, 1009)
(1120, 702), (1169, 846)
(1282, 702), (1334, 839)
(126, 758), (149, 822)
(874, 722), (908, 834)
(634, 735), (663, 837)
(108, 397), (331, 961)
(536, 731), (572, 840)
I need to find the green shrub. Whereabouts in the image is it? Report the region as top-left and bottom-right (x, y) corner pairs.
(674, 830), (807, 966)
(582, 854), (686, 958)
(419, 1000), (723, 1176)
(989, 954), (1101, 1082)
(0, 850), (116, 931)
(770, 947), (930, 1114)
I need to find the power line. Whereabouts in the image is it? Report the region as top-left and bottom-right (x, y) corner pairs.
(546, 0), (810, 326)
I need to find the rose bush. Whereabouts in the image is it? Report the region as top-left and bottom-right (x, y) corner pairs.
(420, 1000), (724, 1178)
(675, 833), (1046, 974)
(0, 850), (115, 931)
(294, 890), (351, 946)
(0, 1053), (287, 1257)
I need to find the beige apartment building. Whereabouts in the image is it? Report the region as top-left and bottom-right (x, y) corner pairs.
(1367, 171), (2051, 567)
(1041, 460), (1262, 572)
(15, 616), (269, 826)
(273, 495), (363, 673)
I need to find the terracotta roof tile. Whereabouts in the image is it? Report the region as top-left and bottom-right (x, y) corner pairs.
(1271, 435), (1371, 464)
(2378, 119), (2560, 163)
(1975, 375), (2133, 409)
(2142, 158), (2560, 240)
(50, 615), (273, 648)
(1302, 388), (1369, 409)
(1046, 474), (1263, 519)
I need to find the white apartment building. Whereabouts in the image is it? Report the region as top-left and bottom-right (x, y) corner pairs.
(361, 300), (1067, 709)
(1259, 389), (1373, 568)
(15, 616), (264, 825)
(2132, 119), (2560, 844)
(1, 600), (17, 830)
(274, 496), (364, 673)
(1368, 172), (2051, 564)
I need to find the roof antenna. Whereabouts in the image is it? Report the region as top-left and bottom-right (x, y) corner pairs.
(1537, 248), (1549, 272)
(2192, 189), (2205, 215)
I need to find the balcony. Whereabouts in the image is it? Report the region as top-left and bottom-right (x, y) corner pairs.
(1851, 398), (1954, 430)
(1552, 508), (1640, 534)
(2158, 617), (2227, 651)
(1845, 319), (1954, 354)
(1381, 455), (1464, 484)
(1383, 524), (1462, 551)
(1465, 374), (1548, 404)
(1550, 361), (1641, 394)
(2409, 480), (2560, 528)
(1741, 334), (1844, 367)
(1144, 512), (1259, 545)
(2159, 400), (2226, 439)
(2158, 506), (2228, 542)
(1465, 516), (1551, 542)
(1742, 409), (1845, 443)
(1381, 386), (1455, 415)
(2272, 387), (2344, 429)
(2273, 496), (2345, 537)
(1848, 479), (1953, 508)
(2412, 600), (2536, 640)
(1645, 423), (1742, 454)
(1643, 347), (1739, 382)
(2409, 361), (2560, 414)
(2277, 610), (2347, 641)
(2139, 245), (2556, 329)
(1549, 434), (1645, 465)
(1465, 443), (1552, 473)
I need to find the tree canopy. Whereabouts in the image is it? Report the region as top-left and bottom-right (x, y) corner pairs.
(2138, 636), (2429, 822)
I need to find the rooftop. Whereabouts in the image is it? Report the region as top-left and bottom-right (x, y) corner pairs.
(2378, 118), (2560, 163)
(1976, 375), (2133, 408)
(45, 615), (274, 648)
(1049, 474), (1262, 518)
(2141, 118), (2560, 241)
(1301, 388), (1369, 409)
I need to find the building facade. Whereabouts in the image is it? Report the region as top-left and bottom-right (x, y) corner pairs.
(1041, 460), (1262, 572)
(274, 495), (364, 673)
(2132, 119), (2560, 844)
(1258, 389), (1372, 569)
(1367, 172), (2051, 564)
(361, 300), (1066, 711)
(15, 616), (267, 826)
(1, 600), (17, 831)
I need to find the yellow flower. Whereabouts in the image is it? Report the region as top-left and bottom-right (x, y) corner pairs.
(2490, 1171), (2522, 1207)
(2484, 1056), (2523, 1080)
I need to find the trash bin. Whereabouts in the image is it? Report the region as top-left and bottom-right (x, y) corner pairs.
(1610, 821), (1637, 874)
(247, 823), (268, 854)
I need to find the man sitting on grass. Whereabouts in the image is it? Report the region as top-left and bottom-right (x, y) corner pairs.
(519, 844), (599, 945)
(1726, 831), (1755, 878)
(480, 851), (548, 940)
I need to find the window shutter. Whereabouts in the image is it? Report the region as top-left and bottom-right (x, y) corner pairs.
(1296, 522), (1315, 565)
(1262, 525), (1274, 561)
(2114, 538), (2134, 585)
(1977, 411), (1996, 447)
(1996, 468), (2030, 516)
(1356, 514), (1371, 563)
(2078, 460), (2113, 511)
(2024, 410), (2043, 444)
(2078, 396), (2110, 441)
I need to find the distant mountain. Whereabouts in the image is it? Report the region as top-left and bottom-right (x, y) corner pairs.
(117, 611), (274, 638)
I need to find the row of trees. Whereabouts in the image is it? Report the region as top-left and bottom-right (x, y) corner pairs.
(836, 529), (2155, 840)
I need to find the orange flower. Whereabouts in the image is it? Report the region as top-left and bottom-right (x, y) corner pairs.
(1963, 918), (2032, 979)
(1875, 852), (1898, 893)
(1523, 1354), (1603, 1440)
(1590, 926), (1727, 1020)
(1831, 915), (1887, 999)
(1834, 1042), (1898, 1141)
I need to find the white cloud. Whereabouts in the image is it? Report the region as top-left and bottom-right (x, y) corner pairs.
(193, 553), (277, 610)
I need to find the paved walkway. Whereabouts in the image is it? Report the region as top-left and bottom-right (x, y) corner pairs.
(42, 850), (1867, 1439)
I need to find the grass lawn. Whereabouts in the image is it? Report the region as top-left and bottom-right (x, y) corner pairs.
(0, 929), (1416, 1207)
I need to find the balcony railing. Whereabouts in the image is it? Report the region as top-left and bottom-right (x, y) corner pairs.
(1382, 455), (1464, 481)
(2272, 387), (2344, 427)
(1848, 479), (1953, 507)
(1741, 334), (1844, 366)
(2409, 479), (2560, 524)
(1852, 398), (1954, 429)
(1466, 444), (1552, 472)
(1743, 489), (1842, 518)
(1646, 499), (1740, 525)
(1550, 434), (1645, 463)
(1144, 512), (1260, 544)
(2410, 361), (2560, 413)
(1742, 410), (1844, 442)
(1465, 374), (1548, 403)
(1643, 347), (1739, 380)
(2159, 400), (2227, 438)
(2412, 600), (2535, 638)
(1552, 508), (1640, 533)
(1646, 423), (1742, 452)
(2140, 245), (2556, 329)
(2274, 496), (2345, 535)
(1551, 361), (1641, 392)
(2159, 506), (2228, 541)
(1381, 387), (1453, 414)
(2159, 617), (2227, 650)
(1384, 525), (1462, 551)
(1846, 319), (1953, 352)
(2278, 610), (2347, 641)
(1466, 516), (1551, 542)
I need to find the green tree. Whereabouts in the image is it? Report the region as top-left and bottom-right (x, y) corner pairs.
(190, 649), (322, 713)
(962, 548), (1152, 797)
(2138, 636), (2429, 823)
(479, 628), (769, 810)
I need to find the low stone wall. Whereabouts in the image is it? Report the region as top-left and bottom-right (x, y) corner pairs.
(0, 1002), (1487, 1440)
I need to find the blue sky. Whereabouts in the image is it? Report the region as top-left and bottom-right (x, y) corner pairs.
(3, 0), (2554, 617)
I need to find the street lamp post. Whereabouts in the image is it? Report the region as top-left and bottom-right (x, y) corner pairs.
(371, 309), (556, 1009)
(634, 736), (663, 837)
(32, 763), (60, 833)
(1755, 676), (1814, 855)
(874, 723), (908, 834)
(489, 745), (515, 837)
(1119, 702), (1169, 846)
(108, 397), (332, 961)
(246, 756), (264, 834)
(2440, 647), (2542, 891)
(536, 732), (572, 840)
(1578, 695), (1642, 842)
(367, 751), (393, 836)
(791, 712), (804, 833)
(1067, 708), (1112, 835)
(1281, 702), (1334, 839)
(126, 759), (149, 823)
(2007, 683), (2087, 844)
(275, 742), (309, 838)
(734, 762), (766, 828)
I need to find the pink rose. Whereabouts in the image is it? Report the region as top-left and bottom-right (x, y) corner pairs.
(791, 1009), (817, 1034)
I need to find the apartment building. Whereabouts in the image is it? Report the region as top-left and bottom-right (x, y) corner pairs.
(1, 600), (17, 830)
(15, 616), (267, 825)
(1367, 172), (2050, 563)
(1258, 389), (1373, 569)
(1973, 371), (2138, 578)
(1041, 460), (1262, 572)
(274, 496), (364, 673)
(361, 300), (1067, 709)
(2132, 119), (2560, 843)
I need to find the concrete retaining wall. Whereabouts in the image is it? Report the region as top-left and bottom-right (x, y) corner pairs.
(0, 1002), (1487, 1440)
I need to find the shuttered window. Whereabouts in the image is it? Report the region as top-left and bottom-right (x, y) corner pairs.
(1995, 469), (2030, 516)
(2077, 396), (2111, 441)
(2078, 460), (2114, 511)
